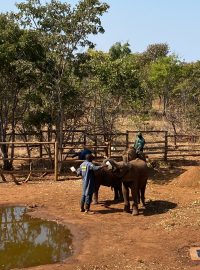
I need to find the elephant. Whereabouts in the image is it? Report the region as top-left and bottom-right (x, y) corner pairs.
(105, 158), (148, 216)
(93, 167), (123, 204)
(122, 147), (146, 162)
(122, 147), (137, 162)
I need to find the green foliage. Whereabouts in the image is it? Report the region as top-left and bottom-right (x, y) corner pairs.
(0, 13), (49, 168)
(24, 111), (52, 129)
(0, 13), (44, 116)
(109, 42), (131, 60)
(147, 55), (182, 115)
(77, 49), (149, 134)
(174, 62), (200, 129)
(14, 0), (109, 143)
(0, 1), (200, 142)
(16, 0), (109, 55)
(136, 43), (169, 67)
(143, 43), (169, 62)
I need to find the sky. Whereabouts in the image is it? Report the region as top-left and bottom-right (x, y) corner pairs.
(0, 0), (200, 62)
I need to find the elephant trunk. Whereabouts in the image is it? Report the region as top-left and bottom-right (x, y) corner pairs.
(103, 158), (129, 178)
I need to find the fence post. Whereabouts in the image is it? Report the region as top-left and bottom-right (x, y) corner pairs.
(94, 135), (97, 158)
(164, 131), (168, 161)
(83, 132), (87, 145)
(126, 130), (129, 149)
(108, 141), (111, 158)
(54, 141), (58, 181)
(39, 131), (43, 158)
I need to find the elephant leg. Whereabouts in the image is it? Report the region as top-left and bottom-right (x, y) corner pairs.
(118, 184), (124, 202)
(0, 173), (7, 182)
(140, 186), (146, 207)
(93, 185), (100, 204)
(114, 185), (123, 202)
(130, 183), (139, 216)
(122, 182), (130, 212)
(114, 186), (119, 201)
(138, 189), (141, 204)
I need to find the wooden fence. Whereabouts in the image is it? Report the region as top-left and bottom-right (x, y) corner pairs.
(60, 130), (200, 161)
(166, 134), (200, 159)
(0, 142), (58, 181)
(0, 131), (199, 182)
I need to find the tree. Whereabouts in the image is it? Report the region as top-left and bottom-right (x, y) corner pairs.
(148, 55), (182, 116)
(0, 14), (46, 169)
(173, 61), (200, 131)
(109, 42), (131, 60)
(139, 43), (169, 65)
(15, 0), (109, 165)
(76, 49), (145, 141)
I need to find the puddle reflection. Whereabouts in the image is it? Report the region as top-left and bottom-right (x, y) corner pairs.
(0, 206), (72, 270)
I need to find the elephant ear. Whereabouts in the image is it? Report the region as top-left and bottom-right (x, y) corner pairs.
(112, 161), (130, 178)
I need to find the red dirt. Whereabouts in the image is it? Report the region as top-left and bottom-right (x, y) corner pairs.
(174, 166), (200, 188)
(0, 167), (200, 270)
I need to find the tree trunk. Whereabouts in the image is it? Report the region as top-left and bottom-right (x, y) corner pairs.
(1, 145), (13, 170)
(56, 108), (64, 173)
(0, 126), (13, 170)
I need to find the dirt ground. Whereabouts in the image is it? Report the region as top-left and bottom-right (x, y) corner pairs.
(0, 162), (200, 270)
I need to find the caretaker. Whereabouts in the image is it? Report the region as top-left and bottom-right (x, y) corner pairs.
(134, 132), (145, 155)
(72, 146), (92, 160)
(77, 154), (105, 214)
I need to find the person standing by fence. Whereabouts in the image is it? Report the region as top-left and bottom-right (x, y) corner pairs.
(72, 145), (92, 160)
(77, 154), (106, 214)
(134, 132), (146, 159)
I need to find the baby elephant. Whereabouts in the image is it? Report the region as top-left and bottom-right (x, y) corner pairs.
(105, 158), (148, 215)
(93, 167), (123, 204)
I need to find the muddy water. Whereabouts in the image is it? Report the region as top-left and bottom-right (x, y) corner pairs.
(0, 206), (73, 270)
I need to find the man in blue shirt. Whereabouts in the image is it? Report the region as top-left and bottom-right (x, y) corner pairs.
(72, 146), (92, 160)
(77, 154), (105, 214)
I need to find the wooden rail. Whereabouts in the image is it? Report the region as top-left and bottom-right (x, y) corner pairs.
(0, 131), (199, 184)
(0, 141), (57, 181)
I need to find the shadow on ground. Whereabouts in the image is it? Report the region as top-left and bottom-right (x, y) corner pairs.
(149, 159), (199, 184)
(95, 199), (177, 216)
(96, 205), (123, 214)
(95, 208), (123, 214)
(142, 200), (177, 216)
(94, 200), (123, 214)
(149, 167), (186, 184)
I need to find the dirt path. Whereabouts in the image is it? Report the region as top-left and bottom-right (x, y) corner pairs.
(0, 171), (199, 270)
